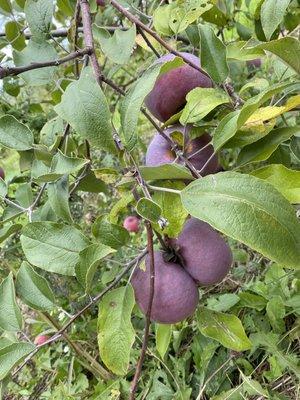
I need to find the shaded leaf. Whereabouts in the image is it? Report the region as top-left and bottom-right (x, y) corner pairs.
(0, 273), (23, 332)
(0, 342), (35, 380)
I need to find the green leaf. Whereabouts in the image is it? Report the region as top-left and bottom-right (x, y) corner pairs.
(169, 0), (213, 34)
(109, 192), (134, 224)
(226, 41), (265, 61)
(139, 164), (193, 181)
(152, 181), (188, 238)
(93, 24), (136, 65)
(136, 198), (161, 223)
(213, 81), (299, 150)
(24, 0), (53, 39)
(120, 63), (161, 151)
(75, 243), (116, 292)
(257, 37), (300, 74)
(16, 261), (55, 311)
(0, 178), (7, 198)
(92, 216), (130, 249)
(55, 67), (115, 154)
(0, 342), (35, 380)
(251, 164), (300, 204)
(197, 307), (251, 351)
(0, 224), (22, 243)
(266, 296), (285, 333)
(198, 24), (228, 83)
(237, 126), (299, 166)
(260, 0), (291, 41)
(98, 285), (135, 375)
(20, 222), (90, 276)
(0, 115), (34, 150)
(153, 4), (175, 36)
(181, 172), (300, 269)
(155, 324), (172, 359)
(0, 273), (23, 332)
(48, 175), (72, 223)
(180, 87), (229, 124)
(238, 292), (267, 311)
(13, 38), (57, 86)
(5, 21), (26, 51)
(290, 136), (300, 162)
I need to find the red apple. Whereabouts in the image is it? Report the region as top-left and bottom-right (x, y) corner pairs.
(34, 335), (50, 346)
(145, 52), (213, 122)
(123, 216), (140, 233)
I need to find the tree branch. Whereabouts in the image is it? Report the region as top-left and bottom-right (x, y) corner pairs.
(130, 223), (155, 399)
(0, 48), (91, 79)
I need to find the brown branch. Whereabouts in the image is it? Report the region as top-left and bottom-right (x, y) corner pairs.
(109, 0), (212, 80)
(0, 48), (91, 79)
(12, 249), (148, 378)
(137, 26), (160, 58)
(73, 0), (82, 77)
(130, 223), (155, 399)
(80, 0), (102, 86)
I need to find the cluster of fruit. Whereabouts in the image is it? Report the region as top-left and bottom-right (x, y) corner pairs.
(124, 53), (233, 324)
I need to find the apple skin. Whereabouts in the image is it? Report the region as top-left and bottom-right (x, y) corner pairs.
(145, 124), (220, 176)
(123, 216), (140, 233)
(177, 218), (233, 286)
(0, 167), (4, 180)
(145, 52), (213, 122)
(132, 251), (199, 324)
(34, 335), (50, 346)
(246, 58), (261, 69)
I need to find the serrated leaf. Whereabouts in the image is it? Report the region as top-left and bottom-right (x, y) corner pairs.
(0, 273), (23, 332)
(120, 63), (161, 151)
(93, 24), (136, 65)
(139, 164), (193, 181)
(0, 115), (34, 150)
(0, 342), (35, 380)
(256, 37), (300, 74)
(24, 0), (53, 39)
(181, 172), (300, 269)
(152, 181), (188, 238)
(180, 87), (229, 124)
(136, 198), (161, 223)
(98, 285), (135, 375)
(5, 21), (26, 51)
(251, 164), (300, 204)
(55, 67), (115, 154)
(198, 24), (228, 83)
(20, 222), (90, 276)
(75, 243), (115, 292)
(13, 38), (57, 86)
(155, 324), (172, 359)
(237, 126), (299, 166)
(169, 0), (213, 34)
(260, 0), (290, 41)
(197, 307), (252, 351)
(92, 216), (130, 249)
(16, 261), (55, 311)
(48, 175), (72, 223)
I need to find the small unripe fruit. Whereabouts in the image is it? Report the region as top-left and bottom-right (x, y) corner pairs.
(246, 58), (261, 69)
(145, 124), (220, 176)
(34, 335), (50, 346)
(123, 216), (140, 233)
(0, 167), (5, 180)
(145, 52), (213, 122)
(177, 218), (233, 286)
(132, 251), (199, 323)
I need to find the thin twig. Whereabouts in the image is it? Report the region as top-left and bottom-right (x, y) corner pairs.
(130, 223), (155, 399)
(137, 26), (160, 58)
(0, 48), (91, 79)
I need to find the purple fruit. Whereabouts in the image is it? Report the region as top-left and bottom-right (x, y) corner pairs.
(0, 167), (5, 180)
(96, 0), (105, 6)
(246, 59), (261, 69)
(177, 218), (233, 286)
(145, 124), (220, 176)
(132, 251), (199, 324)
(145, 52), (213, 122)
